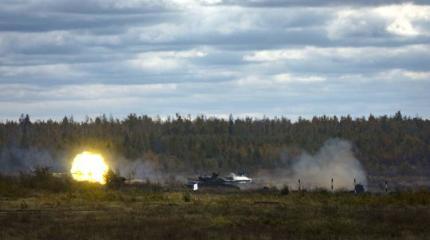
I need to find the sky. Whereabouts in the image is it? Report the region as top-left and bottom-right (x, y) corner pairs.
(0, 0), (429, 121)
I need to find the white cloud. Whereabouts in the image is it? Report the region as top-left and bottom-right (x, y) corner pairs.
(236, 73), (326, 88)
(327, 3), (430, 39)
(54, 0), (222, 11)
(129, 49), (207, 71)
(243, 49), (306, 61)
(1, 1), (430, 120)
(0, 64), (80, 78)
(386, 17), (419, 36)
(133, 5), (256, 44)
(402, 71), (430, 80)
(134, 24), (184, 43)
(375, 3), (430, 36)
(273, 73), (325, 83)
(243, 45), (430, 63)
(376, 69), (430, 81)
(327, 8), (380, 39)
(50, 83), (177, 99)
(0, 83), (177, 101)
(171, 0), (223, 7)
(0, 31), (73, 57)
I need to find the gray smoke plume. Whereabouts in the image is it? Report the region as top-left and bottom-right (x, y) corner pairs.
(110, 157), (186, 184)
(256, 139), (367, 190)
(0, 147), (65, 174)
(0, 139), (367, 191)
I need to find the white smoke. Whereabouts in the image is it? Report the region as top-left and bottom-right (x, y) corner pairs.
(111, 158), (186, 184)
(256, 139), (367, 190)
(0, 139), (367, 191)
(0, 147), (65, 174)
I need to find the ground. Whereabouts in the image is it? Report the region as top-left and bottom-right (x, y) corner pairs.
(1, 186), (430, 240)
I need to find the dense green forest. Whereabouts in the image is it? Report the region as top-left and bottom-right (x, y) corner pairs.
(0, 112), (429, 176)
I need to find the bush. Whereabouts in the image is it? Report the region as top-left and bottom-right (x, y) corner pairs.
(280, 185), (289, 195)
(19, 167), (72, 193)
(183, 192), (192, 202)
(105, 170), (125, 189)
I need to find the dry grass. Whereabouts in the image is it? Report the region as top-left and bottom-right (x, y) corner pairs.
(1, 180), (430, 240)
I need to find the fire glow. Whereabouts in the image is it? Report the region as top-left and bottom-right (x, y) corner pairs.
(70, 151), (109, 184)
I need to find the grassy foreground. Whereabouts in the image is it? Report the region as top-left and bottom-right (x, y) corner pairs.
(1, 179), (430, 240)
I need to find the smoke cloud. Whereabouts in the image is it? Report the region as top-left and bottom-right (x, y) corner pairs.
(256, 139), (367, 190)
(0, 139), (367, 191)
(111, 158), (186, 184)
(0, 147), (65, 174)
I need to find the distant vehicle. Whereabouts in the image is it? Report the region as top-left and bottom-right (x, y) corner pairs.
(124, 178), (146, 185)
(224, 173), (252, 184)
(354, 183), (365, 194)
(187, 172), (252, 190)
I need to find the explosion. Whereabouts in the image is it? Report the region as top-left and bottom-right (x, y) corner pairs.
(70, 151), (109, 184)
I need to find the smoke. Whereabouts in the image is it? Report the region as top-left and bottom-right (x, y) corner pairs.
(111, 158), (186, 184)
(256, 139), (367, 190)
(0, 147), (65, 174)
(0, 146), (185, 184)
(0, 139), (367, 191)
(114, 139), (368, 190)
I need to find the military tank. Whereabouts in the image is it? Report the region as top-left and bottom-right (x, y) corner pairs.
(187, 172), (252, 190)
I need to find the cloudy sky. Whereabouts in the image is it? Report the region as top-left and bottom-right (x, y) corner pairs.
(1, 0), (429, 121)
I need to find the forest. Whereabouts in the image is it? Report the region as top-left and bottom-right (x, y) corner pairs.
(0, 111), (429, 177)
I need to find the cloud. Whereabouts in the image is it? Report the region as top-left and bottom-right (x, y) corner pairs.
(0, 64), (79, 78)
(273, 74), (326, 83)
(129, 49), (208, 72)
(236, 73), (326, 88)
(327, 3), (430, 39)
(402, 71), (430, 80)
(0, 83), (177, 102)
(0, 1), (429, 120)
(242, 45), (430, 76)
(376, 3), (430, 36)
(243, 49), (306, 61)
(375, 69), (430, 81)
(214, 0), (430, 7)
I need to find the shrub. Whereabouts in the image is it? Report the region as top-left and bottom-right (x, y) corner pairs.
(16, 167), (72, 193)
(183, 192), (192, 202)
(280, 185), (289, 195)
(105, 170), (125, 189)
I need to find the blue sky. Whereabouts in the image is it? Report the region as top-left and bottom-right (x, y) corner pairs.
(0, 0), (429, 121)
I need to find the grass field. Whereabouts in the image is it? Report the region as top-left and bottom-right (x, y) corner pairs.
(1, 176), (430, 240)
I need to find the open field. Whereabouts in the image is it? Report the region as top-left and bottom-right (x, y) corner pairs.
(1, 181), (430, 240)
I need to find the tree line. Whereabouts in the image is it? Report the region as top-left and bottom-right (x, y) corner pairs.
(0, 112), (429, 176)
